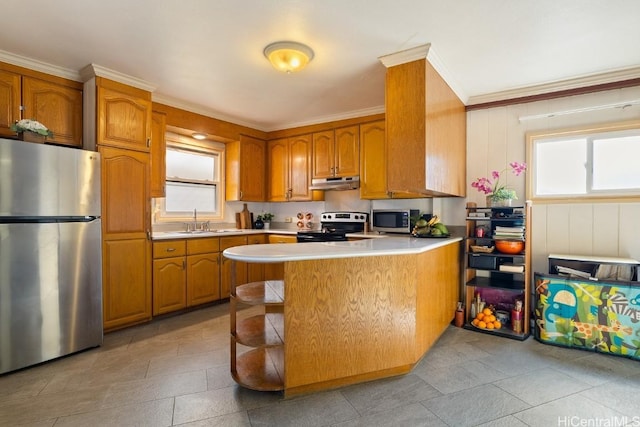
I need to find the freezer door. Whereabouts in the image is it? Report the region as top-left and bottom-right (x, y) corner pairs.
(0, 138), (101, 217)
(0, 219), (103, 374)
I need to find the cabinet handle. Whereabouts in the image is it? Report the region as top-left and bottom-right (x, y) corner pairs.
(239, 190), (243, 199)
(182, 260), (186, 269)
(166, 247), (176, 252)
(147, 138), (151, 148)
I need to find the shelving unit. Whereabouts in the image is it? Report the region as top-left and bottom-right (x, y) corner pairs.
(463, 201), (532, 340)
(230, 263), (284, 391)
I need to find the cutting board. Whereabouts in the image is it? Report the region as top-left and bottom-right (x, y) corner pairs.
(240, 203), (251, 229)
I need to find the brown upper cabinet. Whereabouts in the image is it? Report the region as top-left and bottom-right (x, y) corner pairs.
(268, 134), (319, 202)
(0, 64), (83, 147)
(150, 111), (167, 198)
(382, 48), (466, 197)
(312, 125), (359, 179)
(359, 120), (388, 199)
(226, 134), (266, 201)
(97, 77), (152, 152)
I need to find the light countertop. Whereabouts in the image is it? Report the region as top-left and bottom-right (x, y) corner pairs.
(222, 236), (462, 263)
(151, 229), (387, 240)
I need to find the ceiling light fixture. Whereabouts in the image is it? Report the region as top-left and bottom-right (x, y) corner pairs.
(192, 133), (207, 140)
(264, 41), (314, 74)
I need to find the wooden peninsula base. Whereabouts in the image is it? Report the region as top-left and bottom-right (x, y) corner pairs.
(226, 238), (461, 398)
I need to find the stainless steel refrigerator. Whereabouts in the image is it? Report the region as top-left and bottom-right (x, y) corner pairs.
(0, 138), (103, 374)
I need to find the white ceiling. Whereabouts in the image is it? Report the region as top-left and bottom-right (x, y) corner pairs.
(2, 0), (640, 131)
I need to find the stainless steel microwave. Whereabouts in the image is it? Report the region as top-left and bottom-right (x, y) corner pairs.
(372, 209), (419, 234)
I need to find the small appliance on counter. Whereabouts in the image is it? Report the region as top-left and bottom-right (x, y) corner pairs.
(296, 211), (368, 242)
(372, 209), (420, 234)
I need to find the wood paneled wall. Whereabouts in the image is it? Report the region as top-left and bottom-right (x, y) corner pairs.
(450, 85), (640, 275)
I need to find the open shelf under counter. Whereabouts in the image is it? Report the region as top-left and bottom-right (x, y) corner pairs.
(234, 280), (284, 305)
(231, 346), (284, 392)
(234, 313), (284, 348)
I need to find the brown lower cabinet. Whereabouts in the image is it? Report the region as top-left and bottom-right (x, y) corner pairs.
(220, 236), (249, 298)
(149, 233), (287, 317)
(152, 237), (221, 315)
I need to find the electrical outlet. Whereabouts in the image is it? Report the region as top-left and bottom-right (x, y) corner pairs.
(284, 217), (292, 223)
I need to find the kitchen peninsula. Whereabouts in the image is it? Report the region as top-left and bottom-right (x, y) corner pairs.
(223, 236), (462, 397)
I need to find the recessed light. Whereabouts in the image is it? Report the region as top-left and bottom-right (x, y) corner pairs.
(192, 133), (207, 140)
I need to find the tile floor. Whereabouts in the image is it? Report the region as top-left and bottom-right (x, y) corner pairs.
(1, 303), (640, 427)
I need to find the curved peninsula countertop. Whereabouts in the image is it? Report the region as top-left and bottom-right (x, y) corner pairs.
(223, 235), (462, 262)
(225, 235), (463, 398)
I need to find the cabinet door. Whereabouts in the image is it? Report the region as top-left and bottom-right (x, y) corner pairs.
(187, 253), (220, 306)
(99, 146), (150, 238)
(240, 135), (266, 201)
(103, 238), (152, 331)
(97, 78), (152, 152)
(267, 138), (289, 201)
(359, 120), (390, 199)
(312, 130), (334, 178)
(334, 125), (359, 177)
(220, 236), (248, 298)
(22, 76), (83, 148)
(289, 134), (313, 200)
(0, 69), (21, 138)
(153, 257), (187, 315)
(150, 111), (166, 197)
(247, 234), (266, 282)
(226, 135), (266, 201)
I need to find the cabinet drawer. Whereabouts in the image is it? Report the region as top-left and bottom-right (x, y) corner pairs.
(153, 240), (186, 258)
(187, 237), (220, 255)
(220, 235), (248, 251)
(247, 234), (267, 245)
(268, 234), (297, 244)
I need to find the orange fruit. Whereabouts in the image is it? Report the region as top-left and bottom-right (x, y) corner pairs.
(482, 308), (493, 316)
(493, 320), (502, 329)
(487, 315), (496, 323)
(476, 312), (485, 321)
(486, 322), (495, 329)
(478, 320), (487, 329)
(472, 319), (479, 326)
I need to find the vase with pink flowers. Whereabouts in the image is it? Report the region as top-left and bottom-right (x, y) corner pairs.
(471, 161), (526, 207)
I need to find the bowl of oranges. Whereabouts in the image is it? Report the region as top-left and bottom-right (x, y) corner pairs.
(471, 307), (502, 330)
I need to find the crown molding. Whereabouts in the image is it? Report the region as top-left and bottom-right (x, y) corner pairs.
(378, 43), (468, 104)
(79, 64), (156, 92)
(468, 66), (640, 106)
(0, 49), (81, 81)
(152, 93), (263, 130)
(153, 92), (385, 132)
(378, 44), (431, 68)
(267, 105), (386, 132)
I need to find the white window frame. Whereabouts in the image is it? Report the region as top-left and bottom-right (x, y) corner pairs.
(155, 133), (225, 223)
(526, 120), (640, 203)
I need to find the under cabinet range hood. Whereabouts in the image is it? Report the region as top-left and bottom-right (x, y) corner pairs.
(309, 176), (359, 190)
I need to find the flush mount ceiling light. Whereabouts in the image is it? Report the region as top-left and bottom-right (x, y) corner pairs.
(264, 41), (314, 73)
(192, 133), (207, 140)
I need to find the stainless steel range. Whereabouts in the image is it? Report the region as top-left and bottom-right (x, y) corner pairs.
(296, 211), (368, 242)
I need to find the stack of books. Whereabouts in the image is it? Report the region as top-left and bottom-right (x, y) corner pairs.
(493, 225), (524, 240)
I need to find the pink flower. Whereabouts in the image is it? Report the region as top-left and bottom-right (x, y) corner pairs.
(471, 161), (527, 197)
